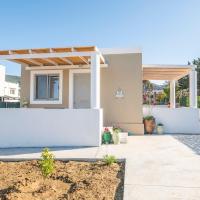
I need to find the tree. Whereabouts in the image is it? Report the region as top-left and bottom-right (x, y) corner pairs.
(177, 75), (189, 90)
(143, 80), (153, 92)
(143, 80), (153, 105)
(178, 58), (200, 93)
(176, 58), (200, 107)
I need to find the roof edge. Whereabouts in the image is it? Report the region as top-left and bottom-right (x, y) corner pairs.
(100, 48), (142, 55)
(143, 64), (196, 70)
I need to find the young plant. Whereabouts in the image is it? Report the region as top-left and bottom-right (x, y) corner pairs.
(113, 127), (122, 133)
(40, 148), (55, 177)
(103, 155), (117, 166)
(157, 123), (164, 126)
(143, 115), (156, 134)
(143, 115), (155, 121)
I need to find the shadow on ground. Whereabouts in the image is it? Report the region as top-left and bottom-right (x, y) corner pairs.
(0, 146), (92, 156)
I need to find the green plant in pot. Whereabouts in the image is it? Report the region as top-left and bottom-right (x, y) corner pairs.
(112, 127), (121, 144)
(22, 98), (29, 108)
(143, 115), (156, 134)
(102, 127), (112, 144)
(157, 123), (164, 134)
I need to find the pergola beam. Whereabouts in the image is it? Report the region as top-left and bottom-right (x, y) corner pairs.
(8, 59), (29, 66)
(0, 51), (99, 60)
(24, 59), (43, 66)
(143, 64), (196, 70)
(42, 58), (57, 66)
(49, 48), (74, 65)
(79, 56), (89, 65)
(59, 57), (73, 65)
(25, 64), (108, 70)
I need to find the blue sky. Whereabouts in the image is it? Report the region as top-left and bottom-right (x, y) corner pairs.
(0, 0), (200, 77)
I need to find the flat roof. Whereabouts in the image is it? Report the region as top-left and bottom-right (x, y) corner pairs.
(100, 48), (141, 55)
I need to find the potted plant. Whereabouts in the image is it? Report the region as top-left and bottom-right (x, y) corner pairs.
(22, 98), (29, 108)
(102, 127), (112, 144)
(157, 123), (164, 134)
(112, 127), (121, 144)
(113, 127), (128, 144)
(143, 115), (156, 134)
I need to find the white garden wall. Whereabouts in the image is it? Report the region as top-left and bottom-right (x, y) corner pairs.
(143, 106), (200, 134)
(0, 65), (5, 97)
(0, 108), (102, 148)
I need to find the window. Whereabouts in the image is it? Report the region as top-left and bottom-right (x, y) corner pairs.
(10, 88), (16, 95)
(30, 70), (63, 104)
(35, 74), (59, 100)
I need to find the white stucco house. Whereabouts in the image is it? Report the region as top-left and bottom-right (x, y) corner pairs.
(0, 46), (199, 148)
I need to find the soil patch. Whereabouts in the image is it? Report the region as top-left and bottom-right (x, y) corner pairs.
(0, 160), (124, 200)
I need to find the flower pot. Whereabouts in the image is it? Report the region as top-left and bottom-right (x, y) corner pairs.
(112, 131), (119, 144)
(102, 132), (112, 144)
(144, 119), (156, 134)
(157, 126), (164, 134)
(119, 132), (128, 144)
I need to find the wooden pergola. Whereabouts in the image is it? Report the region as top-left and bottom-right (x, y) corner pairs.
(0, 46), (106, 109)
(0, 46), (106, 69)
(143, 64), (192, 81)
(143, 64), (198, 108)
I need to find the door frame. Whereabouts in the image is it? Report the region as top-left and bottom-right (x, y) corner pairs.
(69, 69), (90, 108)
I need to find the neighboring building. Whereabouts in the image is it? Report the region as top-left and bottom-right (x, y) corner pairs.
(0, 65), (5, 99)
(0, 65), (20, 102)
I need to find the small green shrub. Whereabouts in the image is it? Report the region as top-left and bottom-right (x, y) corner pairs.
(157, 123), (164, 126)
(113, 127), (122, 133)
(103, 155), (117, 165)
(143, 115), (155, 121)
(40, 148), (55, 177)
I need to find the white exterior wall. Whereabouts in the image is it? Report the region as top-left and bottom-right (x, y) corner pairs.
(143, 106), (200, 134)
(0, 108), (102, 148)
(0, 65), (5, 97)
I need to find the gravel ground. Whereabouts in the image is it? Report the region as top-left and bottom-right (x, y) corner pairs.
(173, 134), (200, 155)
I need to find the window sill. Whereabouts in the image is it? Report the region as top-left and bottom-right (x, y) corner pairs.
(30, 100), (62, 104)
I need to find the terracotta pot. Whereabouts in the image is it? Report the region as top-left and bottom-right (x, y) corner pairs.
(144, 119), (156, 134)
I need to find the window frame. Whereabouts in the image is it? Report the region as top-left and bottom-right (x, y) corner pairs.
(30, 70), (63, 104)
(10, 88), (16, 95)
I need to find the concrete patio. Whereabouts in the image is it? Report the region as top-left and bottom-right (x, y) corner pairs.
(1, 135), (200, 200)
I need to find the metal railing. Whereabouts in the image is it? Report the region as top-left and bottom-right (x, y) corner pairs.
(0, 102), (20, 108)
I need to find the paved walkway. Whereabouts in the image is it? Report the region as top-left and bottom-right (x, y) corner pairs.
(1, 135), (200, 200)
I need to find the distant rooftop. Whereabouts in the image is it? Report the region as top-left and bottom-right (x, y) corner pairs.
(5, 75), (20, 84)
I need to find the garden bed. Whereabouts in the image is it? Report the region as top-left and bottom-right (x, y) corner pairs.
(0, 160), (124, 200)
